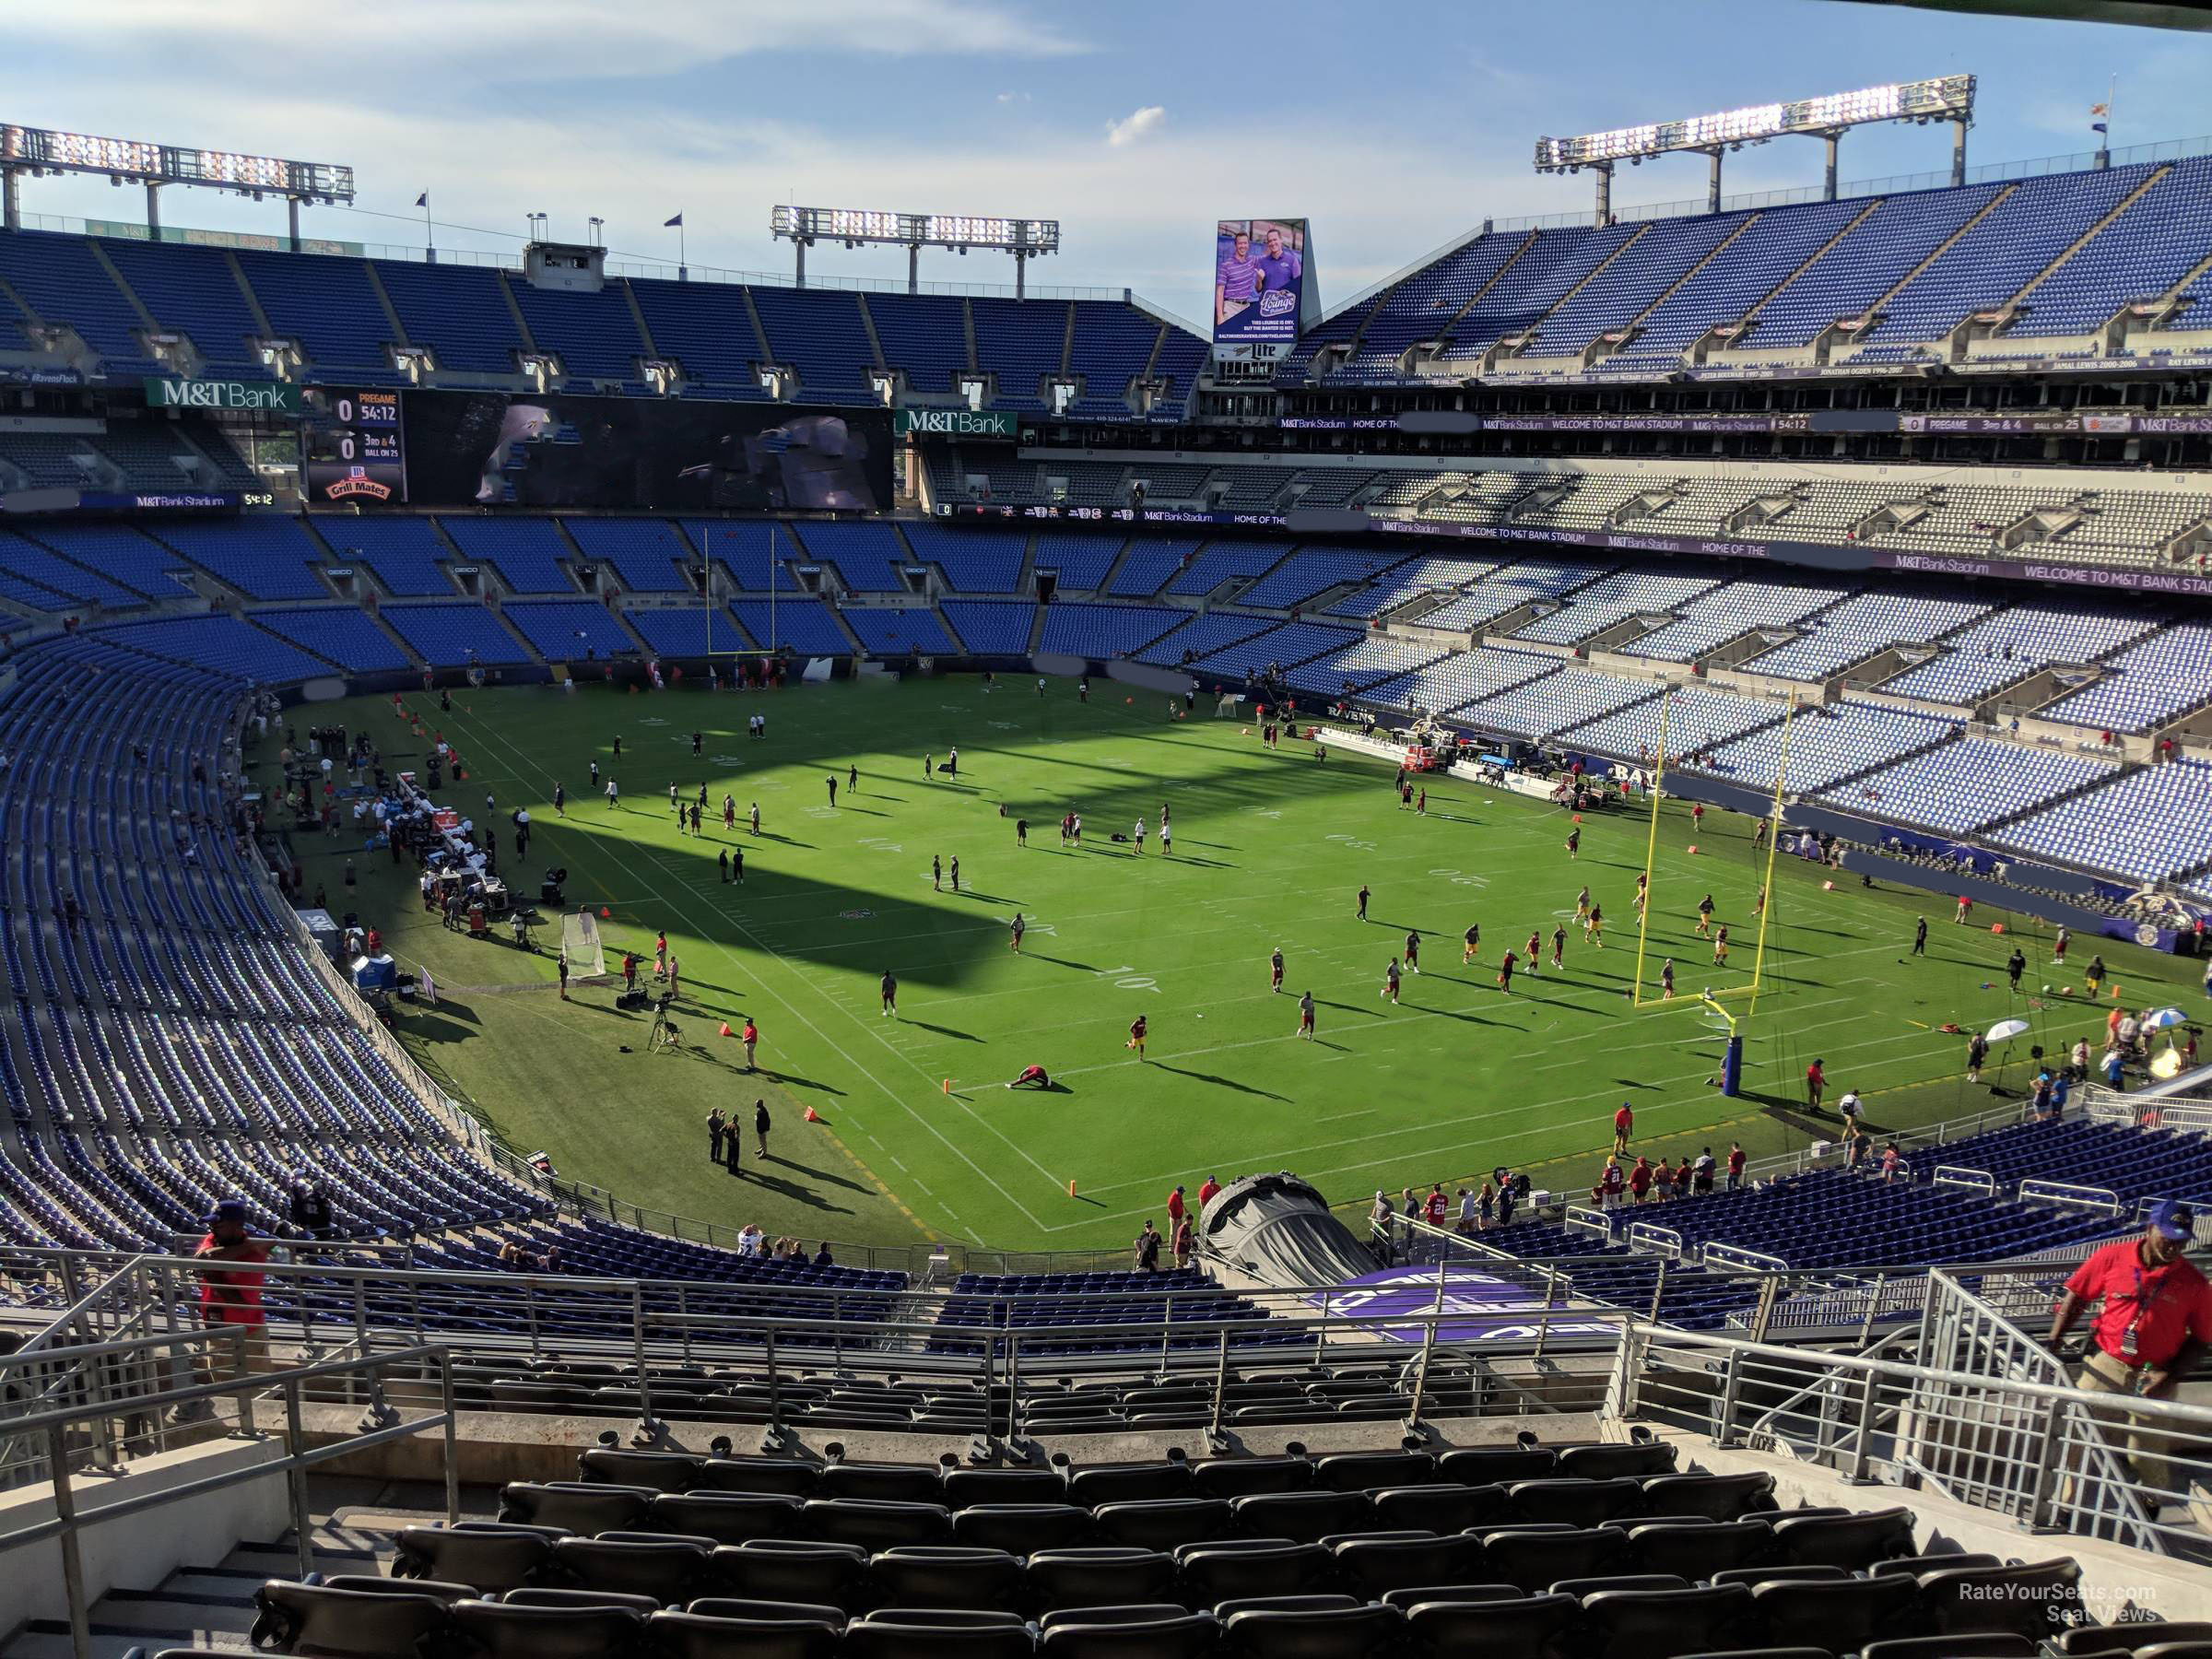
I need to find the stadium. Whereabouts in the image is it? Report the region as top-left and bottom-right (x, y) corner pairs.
(6, 2), (2212, 1653)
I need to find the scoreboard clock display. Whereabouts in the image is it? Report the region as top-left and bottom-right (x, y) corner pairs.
(300, 387), (407, 504)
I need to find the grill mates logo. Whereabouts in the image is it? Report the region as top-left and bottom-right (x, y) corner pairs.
(324, 470), (393, 501)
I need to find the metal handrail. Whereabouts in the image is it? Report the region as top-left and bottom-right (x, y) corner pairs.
(0, 1240), (2100, 1331)
(0, 1339), (460, 1659)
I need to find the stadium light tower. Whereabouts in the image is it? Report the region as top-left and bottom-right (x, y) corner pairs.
(0, 122), (353, 249)
(770, 206), (1060, 297)
(1535, 76), (1976, 224)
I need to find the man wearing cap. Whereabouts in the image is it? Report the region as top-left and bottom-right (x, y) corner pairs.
(2050, 1201), (2212, 1502)
(194, 1198), (274, 1385)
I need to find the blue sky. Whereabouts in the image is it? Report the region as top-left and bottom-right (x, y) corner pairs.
(11, 0), (2210, 324)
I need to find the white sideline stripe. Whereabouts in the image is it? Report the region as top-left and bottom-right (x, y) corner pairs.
(448, 708), (2050, 1241)
(1048, 1018), (1960, 1216)
(448, 711), (1051, 1231)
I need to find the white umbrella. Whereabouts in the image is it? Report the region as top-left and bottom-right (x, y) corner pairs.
(2145, 1006), (2187, 1030)
(1986, 1018), (2030, 1042)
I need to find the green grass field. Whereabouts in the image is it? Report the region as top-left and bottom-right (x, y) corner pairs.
(256, 677), (2206, 1253)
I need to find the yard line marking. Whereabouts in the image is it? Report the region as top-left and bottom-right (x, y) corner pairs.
(1046, 1019), (1962, 1214)
(447, 709), (1044, 1230)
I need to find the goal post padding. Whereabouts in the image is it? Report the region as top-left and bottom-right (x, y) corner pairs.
(560, 910), (607, 979)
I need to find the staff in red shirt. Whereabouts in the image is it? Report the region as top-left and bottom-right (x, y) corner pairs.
(1195, 1174), (1221, 1212)
(1612, 1102), (1633, 1156)
(1724, 1142), (1746, 1192)
(2052, 1203), (2212, 1489)
(194, 1197), (273, 1382)
(1628, 1156), (1653, 1205)
(1805, 1058), (1827, 1113)
(1166, 1184), (1186, 1230)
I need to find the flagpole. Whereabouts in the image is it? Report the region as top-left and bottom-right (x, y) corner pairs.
(422, 193), (435, 264)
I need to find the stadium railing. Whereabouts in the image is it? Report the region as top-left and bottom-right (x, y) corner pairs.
(1617, 1263), (2212, 1559)
(10, 1258), (2201, 1659)
(0, 1334), (459, 1659)
(1374, 1205), (2110, 1344)
(0, 1246), (1630, 1456)
(2085, 1083), (2212, 1137)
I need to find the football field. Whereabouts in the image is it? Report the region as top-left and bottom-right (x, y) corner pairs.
(275, 676), (2206, 1253)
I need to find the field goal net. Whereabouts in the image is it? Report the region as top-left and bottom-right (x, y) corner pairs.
(560, 909), (607, 979)
(1630, 688), (1795, 1012)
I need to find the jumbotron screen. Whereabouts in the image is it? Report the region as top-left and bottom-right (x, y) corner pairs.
(1213, 217), (1309, 347)
(395, 390), (891, 512)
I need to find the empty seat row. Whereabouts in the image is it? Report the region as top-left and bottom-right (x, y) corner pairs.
(264, 1547), (2090, 1658)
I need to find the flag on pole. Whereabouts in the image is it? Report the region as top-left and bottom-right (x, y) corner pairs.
(2090, 102), (2109, 135)
(665, 212), (684, 228)
(415, 193), (429, 207)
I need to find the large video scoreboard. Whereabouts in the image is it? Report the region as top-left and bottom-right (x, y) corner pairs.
(300, 387), (407, 504)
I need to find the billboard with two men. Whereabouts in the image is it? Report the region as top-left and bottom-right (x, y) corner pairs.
(1213, 218), (1312, 353)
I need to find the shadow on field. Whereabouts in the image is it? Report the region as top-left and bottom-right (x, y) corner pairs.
(1027, 953), (1098, 972)
(906, 1019), (982, 1041)
(574, 999), (642, 1021)
(404, 1000), (481, 1041)
(1410, 1005), (1501, 1030)
(1313, 997), (1383, 1018)
(1153, 1063), (1290, 1102)
(723, 1158), (858, 1215)
(1741, 1092), (1830, 1139)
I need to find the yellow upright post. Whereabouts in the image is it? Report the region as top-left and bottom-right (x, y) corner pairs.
(1631, 689), (1672, 1006)
(1747, 697), (1796, 1018)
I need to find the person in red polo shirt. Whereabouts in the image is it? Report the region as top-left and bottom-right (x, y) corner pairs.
(1612, 1102), (1633, 1157)
(1195, 1174), (1221, 1212)
(2052, 1201), (2212, 1501)
(1166, 1184), (1186, 1232)
(1628, 1156), (1653, 1206)
(1805, 1058), (1827, 1113)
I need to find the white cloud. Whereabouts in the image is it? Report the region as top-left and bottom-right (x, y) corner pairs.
(1105, 105), (1167, 148)
(8, 0), (1089, 82)
(995, 90), (1031, 104)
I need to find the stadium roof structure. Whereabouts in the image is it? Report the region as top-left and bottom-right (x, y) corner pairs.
(1853, 0), (2212, 28)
